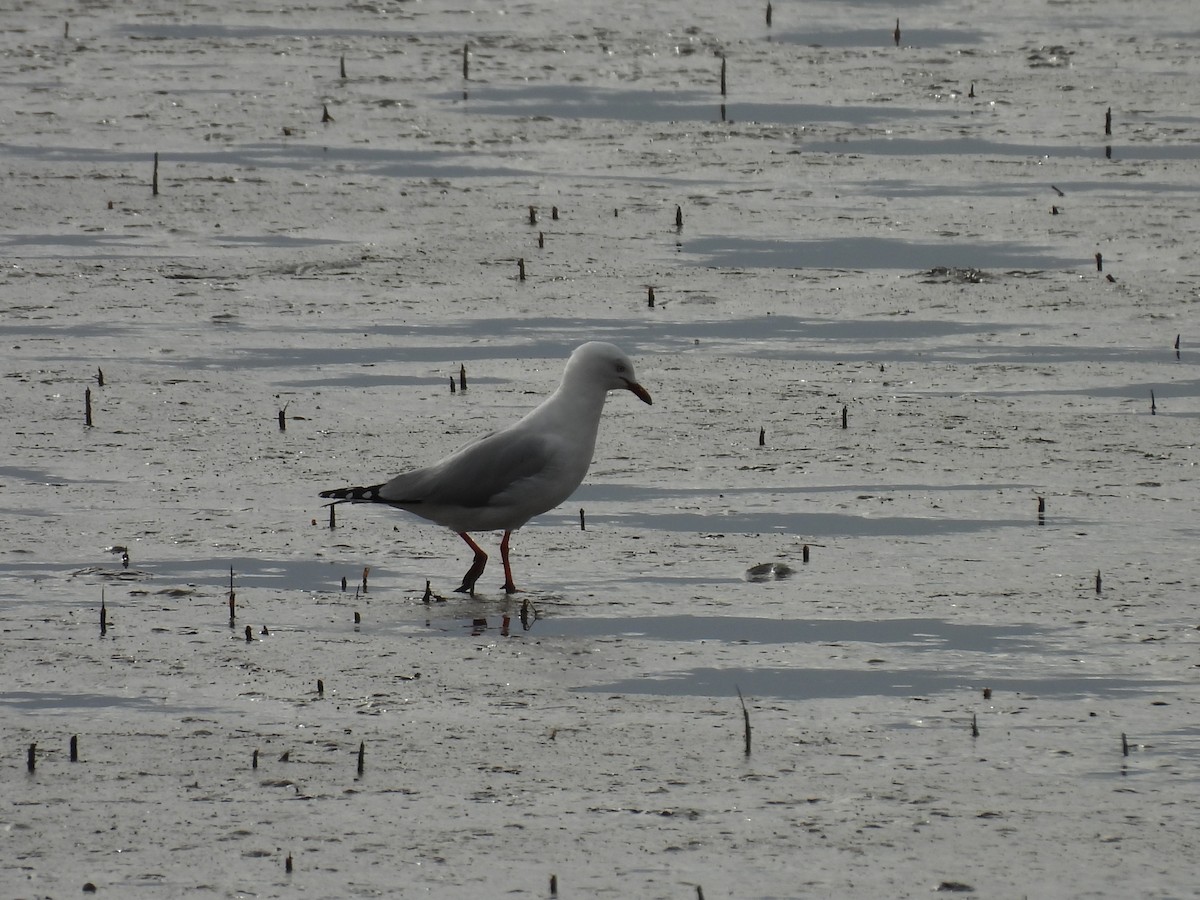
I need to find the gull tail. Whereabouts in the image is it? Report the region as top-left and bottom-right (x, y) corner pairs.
(319, 483), (388, 504)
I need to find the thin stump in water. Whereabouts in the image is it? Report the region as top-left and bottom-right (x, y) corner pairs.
(450, 375), (456, 394)
(1037, 495), (1045, 524)
(152, 152), (159, 196)
(229, 567), (236, 625)
(538, 231), (544, 249)
(579, 508), (586, 531)
(1095, 252), (1103, 271)
(719, 54), (727, 96)
(252, 748), (259, 769)
(462, 43), (469, 80)
(354, 610), (361, 625)
(648, 286), (655, 308)
(1151, 390), (1157, 415)
(971, 713), (979, 738)
(459, 364), (467, 392)
(317, 679), (325, 696)
(27, 743), (36, 773)
(362, 566), (370, 593)
(85, 387), (93, 427)
(550, 874), (558, 897)
(736, 686), (751, 756)
(1105, 106), (1112, 135)
(329, 503), (336, 529)
(802, 544), (810, 563)
(278, 402), (288, 432)
(518, 257), (526, 281)
(96, 367), (104, 387)
(70, 735), (79, 762)
(322, 103), (334, 123)
(422, 580), (432, 604)
(339, 55), (346, 78)
(528, 205), (537, 226)
(1122, 732), (1129, 757)
(285, 854), (293, 874)
(758, 426), (765, 447)
(100, 590), (107, 637)
(893, 18), (901, 46)
(675, 204), (683, 229)
(765, 1), (772, 27)
(1095, 571), (1102, 594)
(841, 405), (848, 429)
(244, 624), (252, 642)
(357, 741), (365, 776)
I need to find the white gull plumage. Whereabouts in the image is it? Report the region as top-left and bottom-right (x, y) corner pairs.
(319, 341), (652, 595)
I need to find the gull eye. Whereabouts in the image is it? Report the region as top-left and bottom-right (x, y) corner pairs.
(615, 362), (627, 374)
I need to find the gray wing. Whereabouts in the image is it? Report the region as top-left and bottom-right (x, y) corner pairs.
(378, 428), (559, 510)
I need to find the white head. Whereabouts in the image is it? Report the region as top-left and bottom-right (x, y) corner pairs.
(563, 341), (652, 404)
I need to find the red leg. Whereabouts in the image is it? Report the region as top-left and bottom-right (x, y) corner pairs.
(500, 529), (517, 594)
(455, 532), (488, 596)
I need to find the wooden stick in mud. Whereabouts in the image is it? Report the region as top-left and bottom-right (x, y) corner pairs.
(736, 686), (751, 756)
(362, 566), (370, 593)
(253, 748), (259, 769)
(329, 503), (336, 529)
(675, 205), (683, 229)
(579, 508), (586, 531)
(1122, 732), (1129, 756)
(459, 364), (467, 392)
(100, 591), (107, 636)
(538, 231), (544, 249)
(244, 624), (252, 642)
(96, 367), (104, 387)
(1095, 252), (1103, 271)
(971, 713), (979, 738)
(550, 874), (558, 897)
(551, 206), (559, 220)
(357, 741), (365, 775)
(322, 103), (334, 123)
(893, 18), (901, 46)
(462, 43), (469, 80)
(152, 152), (159, 196)
(720, 55), (727, 96)
(648, 286), (655, 308)
(842, 405), (848, 428)
(759, 427), (766, 446)
(339, 55), (346, 78)
(85, 387), (93, 426)
(802, 544), (810, 563)
(518, 257), (526, 281)
(285, 854), (293, 873)
(1151, 390), (1157, 415)
(317, 679), (325, 696)
(1095, 571), (1102, 594)
(70, 735), (79, 762)
(27, 743), (36, 772)
(528, 205), (537, 226)
(1037, 495), (1045, 524)
(229, 567), (236, 625)
(766, 2), (772, 27)
(1105, 106), (1112, 136)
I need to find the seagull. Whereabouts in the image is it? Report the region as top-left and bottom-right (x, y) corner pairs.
(319, 341), (652, 595)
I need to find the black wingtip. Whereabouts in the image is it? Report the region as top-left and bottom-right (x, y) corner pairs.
(319, 484), (387, 503)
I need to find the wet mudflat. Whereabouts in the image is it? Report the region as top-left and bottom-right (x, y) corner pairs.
(2, 0), (1199, 897)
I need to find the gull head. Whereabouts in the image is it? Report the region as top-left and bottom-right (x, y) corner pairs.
(566, 341), (652, 405)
